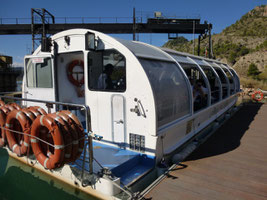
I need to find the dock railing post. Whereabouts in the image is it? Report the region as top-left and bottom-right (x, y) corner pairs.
(84, 105), (93, 174)
(88, 135), (93, 174)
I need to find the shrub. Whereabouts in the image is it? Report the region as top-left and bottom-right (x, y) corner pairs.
(240, 77), (267, 90)
(247, 63), (261, 79)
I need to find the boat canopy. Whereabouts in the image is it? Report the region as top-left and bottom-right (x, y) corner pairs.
(116, 39), (239, 127)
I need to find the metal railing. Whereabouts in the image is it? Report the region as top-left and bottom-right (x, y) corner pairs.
(0, 16), (139, 25)
(0, 95), (93, 176)
(0, 94), (135, 198)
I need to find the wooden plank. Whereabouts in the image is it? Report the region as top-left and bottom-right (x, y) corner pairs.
(145, 103), (267, 200)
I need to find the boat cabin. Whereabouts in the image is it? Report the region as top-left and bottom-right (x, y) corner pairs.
(22, 28), (240, 166)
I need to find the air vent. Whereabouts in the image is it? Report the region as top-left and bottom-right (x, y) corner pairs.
(129, 133), (145, 152)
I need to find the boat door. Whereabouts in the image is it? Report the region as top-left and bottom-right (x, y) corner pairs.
(112, 95), (126, 147)
(24, 55), (56, 110)
(87, 49), (126, 147)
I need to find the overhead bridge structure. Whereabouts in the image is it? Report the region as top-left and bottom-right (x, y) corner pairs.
(0, 20), (211, 35)
(0, 8), (212, 57)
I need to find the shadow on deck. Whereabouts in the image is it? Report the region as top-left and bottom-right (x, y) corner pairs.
(186, 102), (264, 161)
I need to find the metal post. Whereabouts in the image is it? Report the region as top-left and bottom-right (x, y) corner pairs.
(42, 9), (46, 46)
(31, 9), (35, 53)
(88, 136), (93, 174)
(193, 20), (195, 55)
(133, 7), (136, 41)
(208, 24), (212, 58)
(198, 35), (201, 56)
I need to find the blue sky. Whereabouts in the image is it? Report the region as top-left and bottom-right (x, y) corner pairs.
(0, 0), (266, 66)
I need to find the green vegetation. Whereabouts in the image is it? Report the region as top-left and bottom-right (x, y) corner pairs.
(247, 63), (261, 79)
(255, 40), (267, 51)
(163, 36), (188, 49)
(213, 41), (250, 64)
(258, 65), (267, 81)
(242, 64), (267, 89)
(240, 77), (267, 90)
(223, 5), (267, 37)
(163, 5), (267, 90)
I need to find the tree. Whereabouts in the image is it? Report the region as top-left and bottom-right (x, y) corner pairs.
(247, 63), (261, 79)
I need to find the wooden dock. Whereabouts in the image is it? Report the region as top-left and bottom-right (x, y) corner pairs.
(145, 103), (267, 200)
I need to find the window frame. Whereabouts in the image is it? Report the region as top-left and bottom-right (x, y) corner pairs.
(25, 57), (53, 89)
(88, 49), (126, 93)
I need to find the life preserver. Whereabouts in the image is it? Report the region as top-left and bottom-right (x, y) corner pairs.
(47, 113), (73, 164)
(8, 103), (21, 110)
(5, 110), (31, 156)
(21, 109), (36, 124)
(28, 106), (47, 115)
(0, 106), (11, 147)
(56, 112), (79, 161)
(30, 115), (65, 169)
(0, 110), (7, 147)
(60, 110), (85, 158)
(0, 100), (5, 106)
(5, 104), (16, 111)
(67, 60), (84, 87)
(252, 91), (264, 101)
(0, 106), (10, 115)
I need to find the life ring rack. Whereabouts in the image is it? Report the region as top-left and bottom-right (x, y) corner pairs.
(252, 91), (264, 101)
(67, 60), (84, 87)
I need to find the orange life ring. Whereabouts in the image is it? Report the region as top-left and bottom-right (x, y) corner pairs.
(5, 110), (31, 156)
(67, 60), (84, 87)
(8, 103), (22, 110)
(0, 106), (11, 115)
(28, 106), (47, 115)
(60, 110), (85, 158)
(30, 115), (65, 169)
(56, 112), (79, 162)
(252, 91), (264, 101)
(0, 100), (5, 106)
(0, 106), (11, 147)
(47, 113), (73, 164)
(21, 109), (36, 124)
(5, 104), (16, 111)
(0, 110), (7, 147)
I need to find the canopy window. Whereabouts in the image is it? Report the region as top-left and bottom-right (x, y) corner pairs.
(199, 65), (221, 104)
(139, 58), (190, 127)
(208, 62), (229, 99)
(220, 64), (235, 95)
(178, 62), (209, 112)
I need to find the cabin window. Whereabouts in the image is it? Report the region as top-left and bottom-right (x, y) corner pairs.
(178, 62), (209, 112)
(230, 69), (240, 92)
(88, 49), (126, 92)
(221, 67), (235, 95)
(139, 59), (190, 127)
(199, 65), (220, 104)
(213, 67), (228, 99)
(25, 57), (53, 88)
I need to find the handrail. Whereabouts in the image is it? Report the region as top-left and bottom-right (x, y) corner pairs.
(0, 95), (134, 197)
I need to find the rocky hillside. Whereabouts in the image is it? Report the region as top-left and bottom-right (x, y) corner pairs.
(163, 5), (267, 79)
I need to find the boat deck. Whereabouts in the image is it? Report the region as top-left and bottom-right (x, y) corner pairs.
(145, 102), (267, 200)
(73, 141), (155, 186)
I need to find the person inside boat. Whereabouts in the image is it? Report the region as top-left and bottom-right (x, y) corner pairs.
(193, 80), (208, 111)
(97, 64), (114, 89)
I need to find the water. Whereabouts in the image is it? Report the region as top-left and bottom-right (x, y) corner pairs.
(0, 148), (98, 200)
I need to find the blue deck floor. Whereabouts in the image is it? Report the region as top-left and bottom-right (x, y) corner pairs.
(73, 141), (155, 185)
